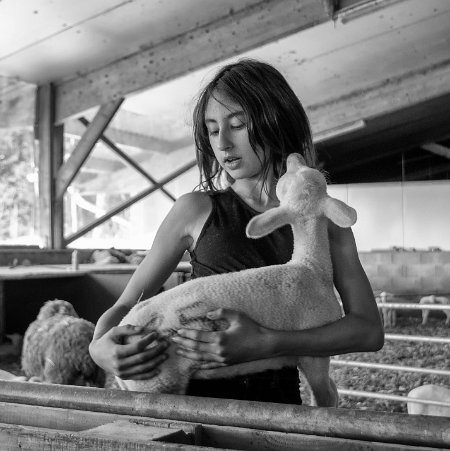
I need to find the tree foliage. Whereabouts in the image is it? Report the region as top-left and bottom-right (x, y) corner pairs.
(0, 129), (37, 243)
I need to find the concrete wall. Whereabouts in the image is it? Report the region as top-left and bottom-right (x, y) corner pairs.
(360, 250), (450, 296)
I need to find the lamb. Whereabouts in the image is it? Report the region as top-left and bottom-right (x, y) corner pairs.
(117, 153), (357, 407)
(375, 291), (397, 327)
(419, 295), (450, 326)
(407, 384), (450, 417)
(21, 299), (106, 387)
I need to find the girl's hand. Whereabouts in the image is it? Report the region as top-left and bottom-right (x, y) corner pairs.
(171, 308), (272, 369)
(89, 324), (169, 380)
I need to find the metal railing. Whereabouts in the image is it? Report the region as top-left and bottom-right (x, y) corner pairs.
(332, 302), (450, 407)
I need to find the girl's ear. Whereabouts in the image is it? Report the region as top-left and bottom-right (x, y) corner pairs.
(322, 196), (357, 228)
(246, 206), (291, 239)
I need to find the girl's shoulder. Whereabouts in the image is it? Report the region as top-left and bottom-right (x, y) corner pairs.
(172, 191), (213, 229)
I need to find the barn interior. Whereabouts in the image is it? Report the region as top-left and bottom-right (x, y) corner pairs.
(0, 1), (450, 448)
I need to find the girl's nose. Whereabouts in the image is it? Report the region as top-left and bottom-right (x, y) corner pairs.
(217, 129), (232, 151)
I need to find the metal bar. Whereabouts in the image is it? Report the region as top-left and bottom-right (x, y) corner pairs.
(377, 303), (450, 310)
(331, 359), (450, 376)
(64, 160), (197, 244)
(338, 389), (450, 407)
(78, 116), (177, 202)
(385, 333), (450, 344)
(0, 381), (449, 448)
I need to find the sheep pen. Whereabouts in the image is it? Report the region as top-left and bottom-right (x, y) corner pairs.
(1, 310), (447, 413)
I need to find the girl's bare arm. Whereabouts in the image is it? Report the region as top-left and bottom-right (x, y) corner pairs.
(89, 192), (210, 378)
(174, 223), (384, 364)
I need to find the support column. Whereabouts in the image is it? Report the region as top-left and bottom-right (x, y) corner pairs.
(35, 84), (64, 248)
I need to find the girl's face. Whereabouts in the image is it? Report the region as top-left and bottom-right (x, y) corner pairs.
(204, 91), (267, 181)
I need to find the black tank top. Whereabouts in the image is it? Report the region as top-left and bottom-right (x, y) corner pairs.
(186, 188), (301, 405)
(189, 188), (293, 278)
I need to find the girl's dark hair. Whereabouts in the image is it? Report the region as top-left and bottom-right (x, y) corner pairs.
(192, 58), (317, 191)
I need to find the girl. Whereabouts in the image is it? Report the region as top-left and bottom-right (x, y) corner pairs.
(89, 59), (383, 404)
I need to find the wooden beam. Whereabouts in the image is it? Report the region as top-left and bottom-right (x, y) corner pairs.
(65, 109), (192, 153)
(422, 142), (450, 160)
(308, 59), (450, 136)
(0, 402), (435, 451)
(65, 159), (197, 245)
(78, 117), (176, 202)
(51, 124), (65, 248)
(1, 381), (449, 448)
(55, 99), (123, 199)
(35, 84), (64, 248)
(0, 422), (202, 451)
(55, 0), (329, 123)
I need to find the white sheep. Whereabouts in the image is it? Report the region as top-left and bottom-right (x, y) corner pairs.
(419, 295), (450, 326)
(407, 384), (450, 416)
(375, 291), (397, 327)
(21, 299), (106, 387)
(117, 153), (357, 407)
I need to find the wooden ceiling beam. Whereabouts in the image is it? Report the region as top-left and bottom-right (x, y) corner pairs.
(55, 98), (123, 200)
(308, 59), (450, 137)
(421, 143), (450, 160)
(54, 0), (329, 123)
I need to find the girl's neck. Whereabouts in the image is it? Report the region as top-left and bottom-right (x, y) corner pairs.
(231, 177), (278, 212)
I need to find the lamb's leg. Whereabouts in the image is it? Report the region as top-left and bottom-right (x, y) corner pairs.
(422, 309), (429, 325)
(391, 309), (397, 327)
(297, 356), (338, 407)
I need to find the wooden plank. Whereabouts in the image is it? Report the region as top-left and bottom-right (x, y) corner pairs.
(66, 112), (192, 153)
(308, 60), (450, 136)
(0, 422), (212, 451)
(55, 0), (329, 123)
(0, 401), (199, 433)
(201, 423), (443, 451)
(80, 420), (192, 445)
(0, 282), (4, 342)
(1, 381), (450, 448)
(422, 143), (450, 160)
(52, 123), (65, 248)
(0, 402), (441, 451)
(55, 98), (123, 199)
(36, 84), (54, 248)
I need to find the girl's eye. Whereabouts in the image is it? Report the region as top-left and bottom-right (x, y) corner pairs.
(208, 129), (219, 136)
(231, 123), (245, 130)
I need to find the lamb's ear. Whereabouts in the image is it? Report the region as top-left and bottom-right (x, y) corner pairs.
(246, 206), (291, 239)
(322, 196), (357, 228)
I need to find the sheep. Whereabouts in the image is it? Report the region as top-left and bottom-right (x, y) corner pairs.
(419, 295), (450, 326)
(21, 299), (106, 387)
(407, 384), (450, 417)
(117, 153), (357, 407)
(375, 291), (397, 327)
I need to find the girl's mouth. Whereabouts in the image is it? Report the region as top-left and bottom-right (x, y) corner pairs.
(223, 156), (241, 169)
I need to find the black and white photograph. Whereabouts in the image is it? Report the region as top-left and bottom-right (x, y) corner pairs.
(1, 0), (449, 449)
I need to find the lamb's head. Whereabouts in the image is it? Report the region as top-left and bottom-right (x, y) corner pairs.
(37, 299), (79, 321)
(246, 153), (357, 239)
